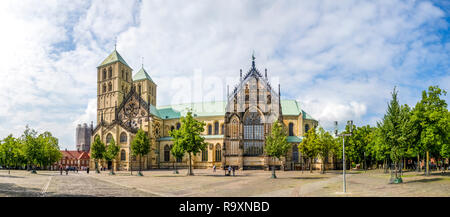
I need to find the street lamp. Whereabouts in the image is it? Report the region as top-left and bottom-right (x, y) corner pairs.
(8, 147), (11, 175)
(335, 120), (353, 193)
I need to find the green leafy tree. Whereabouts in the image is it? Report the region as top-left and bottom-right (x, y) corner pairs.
(91, 136), (106, 173)
(411, 86), (448, 176)
(170, 143), (184, 174)
(104, 137), (120, 175)
(298, 127), (319, 173)
(265, 120), (290, 178)
(21, 126), (41, 174)
(170, 111), (207, 176)
(316, 127), (338, 174)
(0, 135), (21, 174)
(131, 129), (151, 176)
(38, 132), (62, 170)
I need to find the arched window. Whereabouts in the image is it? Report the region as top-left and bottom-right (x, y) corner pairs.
(305, 124), (310, 134)
(176, 122), (181, 130)
(108, 67), (112, 78)
(214, 121), (219, 135)
(102, 69), (107, 80)
(207, 124), (212, 135)
(292, 145), (299, 163)
(289, 122), (294, 136)
(120, 132), (127, 143)
(164, 145), (170, 162)
(231, 119), (239, 139)
(120, 150), (126, 161)
(108, 82), (112, 92)
(267, 94), (271, 104)
(202, 148), (208, 162)
(106, 133), (112, 144)
(170, 126), (175, 132)
(138, 84), (141, 95)
(121, 70), (124, 79)
(243, 112), (264, 156)
(215, 144), (221, 162)
(103, 84), (107, 93)
(220, 124), (224, 135)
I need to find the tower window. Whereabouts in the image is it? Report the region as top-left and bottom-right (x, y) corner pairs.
(108, 82), (112, 91)
(289, 122), (294, 136)
(214, 121), (219, 135)
(103, 84), (107, 93)
(102, 69), (107, 80)
(108, 67), (112, 78)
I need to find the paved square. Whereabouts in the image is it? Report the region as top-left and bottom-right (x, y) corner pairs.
(0, 169), (449, 197)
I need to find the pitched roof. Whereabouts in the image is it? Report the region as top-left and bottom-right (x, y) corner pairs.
(133, 67), (154, 83)
(98, 49), (131, 68)
(60, 150), (90, 160)
(152, 100), (316, 120)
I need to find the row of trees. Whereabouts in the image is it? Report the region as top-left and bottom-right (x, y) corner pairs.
(0, 126), (62, 174)
(298, 85), (449, 182)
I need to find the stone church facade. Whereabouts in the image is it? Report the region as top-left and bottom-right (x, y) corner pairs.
(90, 48), (322, 171)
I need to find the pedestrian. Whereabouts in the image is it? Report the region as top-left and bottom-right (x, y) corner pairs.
(228, 165), (231, 176)
(76, 167), (78, 173)
(232, 166), (235, 176)
(65, 166), (68, 175)
(87, 167), (90, 174)
(59, 165), (63, 175)
(213, 165), (216, 173)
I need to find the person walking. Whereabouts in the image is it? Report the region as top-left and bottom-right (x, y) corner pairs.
(59, 165), (63, 175)
(228, 165), (231, 176)
(232, 166), (235, 176)
(213, 165), (216, 173)
(86, 167), (90, 174)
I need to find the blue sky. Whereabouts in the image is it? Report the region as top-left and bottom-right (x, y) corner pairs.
(0, 0), (448, 150)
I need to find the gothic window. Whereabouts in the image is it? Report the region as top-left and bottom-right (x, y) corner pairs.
(170, 126), (175, 132)
(208, 124), (212, 135)
(243, 112), (264, 156)
(292, 145), (299, 163)
(102, 69), (107, 80)
(245, 85), (249, 101)
(103, 84), (107, 93)
(215, 144), (221, 162)
(120, 132), (127, 143)
(289, 122), (294, 136)
(164, 145), (170, 162)
(214, 121), (219, 135)
(138, 84), (141, 95)
(220, 124), (224, 135)
(305, 124), (310, 134)
(108, 67), (112, 78)
(125, 72), (128, 81)
(202, 148), (208, 162)
(108, 82), (112, 92)
(106, 133), (112, 144)
(267, 94), (271, 104)
(121, 70), (124, 79)
(231, 119), (239, 139)
(176, 122), (181, 130)
(120, 150), (126, 161)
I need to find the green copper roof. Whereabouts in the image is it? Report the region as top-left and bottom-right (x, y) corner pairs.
(152, 100), (316, 121)
(287, 136), (303, 143)
(99, 49), (131, 68)
(133, 67), (154, 83)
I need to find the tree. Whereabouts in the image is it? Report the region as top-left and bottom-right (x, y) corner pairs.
(316, 127), (337, 174)
(38, 131), (62, 170)
(170, 143), (184, 174)
(131, 129), (151, 176)
(0, 135), (20, 174)
(265, 120), (290, 178)
(379, 87), (407, 183)
(170, 111), (207, 176)
(21, 126), (41, 174)
(91, 136), (106, 173)
(104, 137), (120, 175)
(298, 127), (319, 173)
(411, 86), (448, 176)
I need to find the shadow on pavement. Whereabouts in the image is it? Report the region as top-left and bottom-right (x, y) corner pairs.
(0, 174), (23, 178)
(289, 177), (326, 180)
(405, 177), (444, 183)
(0, 183), (41, 197)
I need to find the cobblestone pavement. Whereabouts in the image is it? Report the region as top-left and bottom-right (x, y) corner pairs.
(1, 169), (449, 197)
(0, 170), (156, 197)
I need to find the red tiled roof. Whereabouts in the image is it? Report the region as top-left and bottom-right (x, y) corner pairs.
(60, 150), (90, 160)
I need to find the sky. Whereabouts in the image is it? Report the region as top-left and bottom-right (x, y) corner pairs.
(0, 0), (448, 150)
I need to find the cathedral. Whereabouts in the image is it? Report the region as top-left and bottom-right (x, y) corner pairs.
(90, 48), (320, 171)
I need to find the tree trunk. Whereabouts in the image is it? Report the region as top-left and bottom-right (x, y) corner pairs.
(188, 153), (193, 176)
(309, 158), (313, 173)
(417, 154), (420, 172)
(394, 161), (398, 179)
(426, 151), (430, 176)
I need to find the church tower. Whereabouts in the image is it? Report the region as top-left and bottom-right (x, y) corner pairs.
(132, 65), (157, 106)
(97, 48), (133, 124)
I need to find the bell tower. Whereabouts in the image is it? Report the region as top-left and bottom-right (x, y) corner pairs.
(97, 48), (133, 124)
